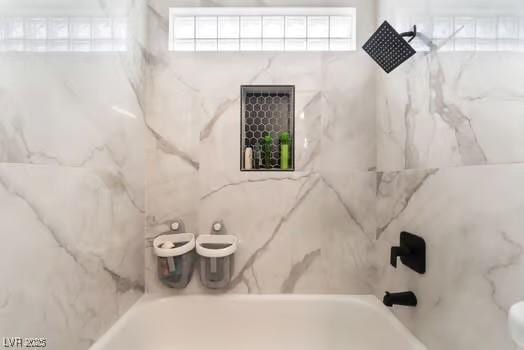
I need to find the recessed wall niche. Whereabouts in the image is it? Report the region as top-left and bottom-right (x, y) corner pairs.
(240, 85), (295, 171)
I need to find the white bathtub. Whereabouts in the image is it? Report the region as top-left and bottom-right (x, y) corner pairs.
(91, 294), (426, 350)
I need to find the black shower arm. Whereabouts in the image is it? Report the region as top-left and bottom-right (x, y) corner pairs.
(400, 25), (417, 43)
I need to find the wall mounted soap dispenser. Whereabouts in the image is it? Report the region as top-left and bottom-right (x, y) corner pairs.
(390, 231), (426, 274)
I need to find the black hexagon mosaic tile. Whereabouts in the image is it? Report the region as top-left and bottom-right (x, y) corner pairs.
(241, 85), (294, 171)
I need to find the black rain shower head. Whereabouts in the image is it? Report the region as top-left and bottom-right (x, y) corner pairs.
(363, 21), (417, 74)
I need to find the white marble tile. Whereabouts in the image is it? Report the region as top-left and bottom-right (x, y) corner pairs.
(377, 0), (524, 172)
(198, 171), (377, 294)
(143, 0), (378, 294)
(318, 52), (377, 172)
(374, 164), (524, 350)
(143, 0), (379, 294)
(0, 163), (143, 349)
(0, 54), (145, 208)
(0, 1), (147, 348)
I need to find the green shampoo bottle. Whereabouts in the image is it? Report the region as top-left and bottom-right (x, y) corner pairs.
(280, 132), (290, 170)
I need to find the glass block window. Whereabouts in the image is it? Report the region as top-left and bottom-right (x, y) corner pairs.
(395, 14), (524, 52)
(0, 16), (128, 53)
(169, 7), (356, 52)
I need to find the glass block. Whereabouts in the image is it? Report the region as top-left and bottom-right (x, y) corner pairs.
(308, 16), (329, 38)
(92, 40), (113, 51)
(330, 16), (352, 38)
(497, 39), (518, 51)
(174, 39), (194, 51)
(218, 38), (239, 51)
(285, 16), (306, 38)
(92, 18), (112, 39)
(113, 18), (127, 39)
(476, 17), (496, 39)
(262, 16), (284, 38)
(174, 16), (195, 39)
(395, 16), (412, 34)
(196, 16), (217, 39)
(433, 17), (452, 39)
(196, 39), (217, 51)
(476, 39), (496, 51)
(262, 38), (284, 51)
(330, 38), (352, 51)
(25, 18), (47, 39)
(71, 39), (91, 52)
(240, 17), (262, 38)
(454, 38), (475, 51)
(411, 38), (430, 52)
(454, 17), (475, 38)
(438, 39), (454, 52)
(498, 17), (518, 39)
(5, 40), (24, 51)
(307, 38), (328, 50)
(5, 18), (24, 39)
(47, 40), (69, 52)
(113, 40), (127, 51)
(240, 38), (262, 51)
(218, 16), (239, 39)
(48, 18), (69, 39)
(285, 38), (306, 51)
(71, 18), (91, 39)
(412, 18), (429, 34)
(26, 39), (46, 52)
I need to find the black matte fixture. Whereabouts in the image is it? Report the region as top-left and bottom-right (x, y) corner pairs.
(383, 291), (418, 307)
(390, 231), (426, 274)
(363, 21), (417, 74)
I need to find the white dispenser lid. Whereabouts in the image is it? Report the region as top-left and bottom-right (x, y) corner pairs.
(196, 234), (238, 258)
(153, 233), (195, 257)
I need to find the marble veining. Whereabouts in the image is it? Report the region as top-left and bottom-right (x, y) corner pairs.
(377, 50), (524, 172)
(374, 164), (524, 350)
(2, 1), (524, 350)
(143, 0), (378, 296)
(0, 0), (147, 348)
(0, 164), (144, 349)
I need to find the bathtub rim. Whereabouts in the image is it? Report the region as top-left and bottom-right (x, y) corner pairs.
(91, 294), (426, 350)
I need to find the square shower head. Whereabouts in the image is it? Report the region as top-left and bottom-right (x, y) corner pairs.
(363, 21), (416, 74)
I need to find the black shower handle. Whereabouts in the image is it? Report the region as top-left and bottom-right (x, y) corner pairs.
(390, 246), (411, 268)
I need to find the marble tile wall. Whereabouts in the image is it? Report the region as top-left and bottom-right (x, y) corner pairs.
(374, 165), (524, 349)
(143, 0), (379, 294)
(2, 0), (523, 349)
(377, 0), (524, 172)
(375, 1), (524, 349)
(0, 0), (147, 349)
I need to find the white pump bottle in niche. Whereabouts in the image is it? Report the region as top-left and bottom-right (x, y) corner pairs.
(244, 147), (253, 170)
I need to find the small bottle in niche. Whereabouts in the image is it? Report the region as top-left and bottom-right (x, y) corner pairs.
(263, 135), (273, 169)
(279, 132), (290, 170)
(244, 146), (253, 170)
(253, 144), (262, 169)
